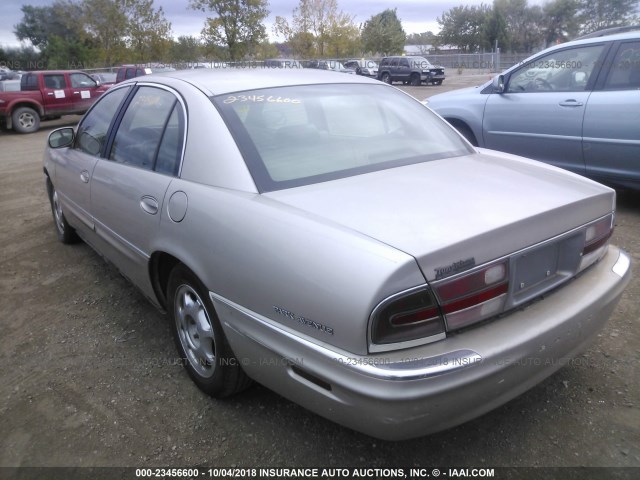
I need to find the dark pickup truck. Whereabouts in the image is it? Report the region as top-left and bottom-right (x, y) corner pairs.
(0, 70), (109, 133)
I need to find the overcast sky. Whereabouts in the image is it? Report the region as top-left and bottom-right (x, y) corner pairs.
(0, 0), (526, 48)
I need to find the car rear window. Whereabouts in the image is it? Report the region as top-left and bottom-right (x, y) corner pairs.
(213, 84), (473, 192)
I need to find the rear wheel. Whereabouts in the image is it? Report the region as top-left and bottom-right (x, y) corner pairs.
(12, 106), (40, 134)
(167, 264), (251, 398)
(381, 72), (391, 84)
(410, 73), (421, 86)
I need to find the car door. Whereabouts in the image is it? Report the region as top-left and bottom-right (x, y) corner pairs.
(483, 44), (607, 174)
(68, 72), (102, 112)
(583, 39), (640, 187)
(389, 58), (400, 80)
(42, 73), (73, 115)
(397, 58), (411, 82)
(90, 85), (185, 298)
(54, 85), (132, 232)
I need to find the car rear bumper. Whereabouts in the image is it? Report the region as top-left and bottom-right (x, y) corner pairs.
(211, 245), (631, 440)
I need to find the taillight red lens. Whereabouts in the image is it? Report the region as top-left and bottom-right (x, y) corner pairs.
(433, 260), (509, 331)
(583, 216), (613, 255)
(370, 288), (445, 347)
(441, 282), (508, 314)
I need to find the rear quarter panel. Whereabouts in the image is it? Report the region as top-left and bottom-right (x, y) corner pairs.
(152, 179), (425, 355)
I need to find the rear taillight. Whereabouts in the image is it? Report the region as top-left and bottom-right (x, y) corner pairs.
(370, 287), (445, 351)
(433, 260), (509, 330)
(369, 213), (614, 351)
(579, 214), (614, 272)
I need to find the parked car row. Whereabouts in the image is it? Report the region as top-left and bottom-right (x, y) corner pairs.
(426, 29), (640, 190)
(262, 56), (445, 85)
(0, 56), (446, 134)
(43, 66), (630, 440)
(304, 59), (356, 74)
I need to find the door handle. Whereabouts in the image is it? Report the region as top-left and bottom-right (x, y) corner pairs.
(559, 100), (583, 107)
(140, 196), (159, 215)
(80, 170), (90, 183)
(47, 92), (54, 96)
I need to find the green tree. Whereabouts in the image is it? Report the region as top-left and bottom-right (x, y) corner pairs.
(406, 31), (438, 47)
(14, 1), (83, 49)
(82, 0), (128, 66)
(170, 35), (203, 64)
(483, 7), (509, 51)
(520, 5), (545, 52)
(274, 0), (360, 58)
(437, 4), (491, 52)
(254, 41), (280, 60)
(123, 0), (172, 62)
(543, 0), (580, 46)
(0, 45), (41, 71)
(578, 0), (640, 35)
(14, 0), (97, 68)
(360, 9), (406, 55)
(190, 0), (269, 61)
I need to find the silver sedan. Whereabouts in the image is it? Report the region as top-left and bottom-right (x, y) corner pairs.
(43, 69), (631, 440)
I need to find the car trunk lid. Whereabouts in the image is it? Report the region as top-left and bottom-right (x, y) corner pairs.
(264, 151), (615, 282)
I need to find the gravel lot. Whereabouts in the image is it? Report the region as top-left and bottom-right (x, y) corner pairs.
(0, 73), (638, 472)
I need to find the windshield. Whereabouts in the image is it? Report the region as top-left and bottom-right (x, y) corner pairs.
(213, 84), (472, 192)
(411, 57), (434, 68)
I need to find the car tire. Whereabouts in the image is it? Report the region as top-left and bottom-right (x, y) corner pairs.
(381, 72), (392, 84)
(12, 106), (40, 134)
(410, 73), (421, 86)
(449, 121), (478, 146)
(167, 264), (252, 398)
(46, 178), (79, 244)
(433, 80), (443, 86)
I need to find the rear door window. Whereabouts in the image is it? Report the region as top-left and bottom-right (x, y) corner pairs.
(43, 74), (67, 89)
(604, 41), (640, 90)
(109, 86), (184, 174)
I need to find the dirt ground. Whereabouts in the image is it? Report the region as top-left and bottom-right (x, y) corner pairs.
(0, 74), (638, 472)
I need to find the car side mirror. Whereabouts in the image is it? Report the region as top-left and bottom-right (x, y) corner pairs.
(48, 127), (75, 149)
(492, 74), (505, 93)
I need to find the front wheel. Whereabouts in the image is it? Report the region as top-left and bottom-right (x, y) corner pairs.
(167, 264), (251, 398)
(12, 106), (40, 134)
(432, 80), (443, 86)
(47, 178), (79, 244)
(450, 122), (478, 146)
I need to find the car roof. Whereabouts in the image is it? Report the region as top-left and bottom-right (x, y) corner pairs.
(23, 70), (84, 75)
(497, 30), (640, 77)
(139, 68), (380, 96)
(549, 30), (640, 49)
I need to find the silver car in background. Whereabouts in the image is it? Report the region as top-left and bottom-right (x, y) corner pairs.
(426, 31), (640, 190)
(43, 69), (631, 440)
